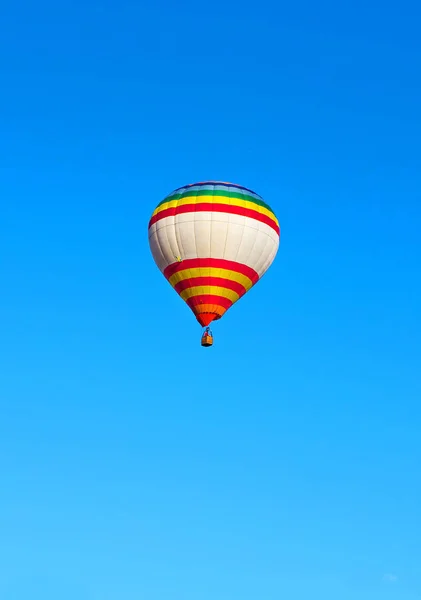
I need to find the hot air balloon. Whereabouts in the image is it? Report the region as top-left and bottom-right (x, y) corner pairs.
(148, 181), (280, 346)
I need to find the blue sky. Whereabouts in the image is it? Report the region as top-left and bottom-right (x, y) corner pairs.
(1, 0), (420, 598)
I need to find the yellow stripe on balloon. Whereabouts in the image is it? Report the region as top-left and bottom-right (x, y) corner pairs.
(152, 195), (278, 225)
(168, 267), (253, 290)
(179, 286), (240, 303)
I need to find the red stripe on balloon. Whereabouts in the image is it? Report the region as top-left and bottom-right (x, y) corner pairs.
(164, 258), (259, 284)
(185, 294), (234, 310)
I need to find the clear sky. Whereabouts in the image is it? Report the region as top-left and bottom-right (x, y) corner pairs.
(1, 0), (420, 598)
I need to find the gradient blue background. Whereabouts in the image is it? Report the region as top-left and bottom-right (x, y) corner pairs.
(1, 0), (420, 598)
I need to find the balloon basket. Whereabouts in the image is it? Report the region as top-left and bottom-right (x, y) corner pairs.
(201, 334), (213, 347)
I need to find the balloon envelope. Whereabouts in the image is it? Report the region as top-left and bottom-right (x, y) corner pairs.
(148, 181), (280, 326)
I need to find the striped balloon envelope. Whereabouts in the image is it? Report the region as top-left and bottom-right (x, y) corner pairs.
(148, 181), (280, 329)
